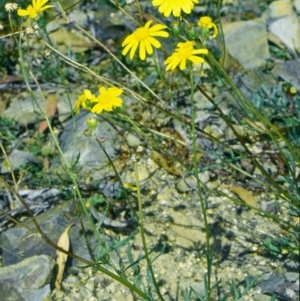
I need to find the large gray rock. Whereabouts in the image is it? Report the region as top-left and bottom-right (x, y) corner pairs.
(268, 14), (300, 53)
(262, 0), (300, 53)
(0, 149), (43, 173)
(0, 255), (54, 301)
(222, 19), (270, 69)
(51, 110), (119, 180)
(0, 201), (112, 267)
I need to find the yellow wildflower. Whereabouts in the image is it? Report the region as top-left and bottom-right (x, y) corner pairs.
(122, 20), (169, 60)
(164, 41), (208, 71)
(17, 0), (54, 19)
(91, 87), (123, 114)
(198, 16), (218, 38)
(73, 89), (95, 114)
(152, 0), (198, 17)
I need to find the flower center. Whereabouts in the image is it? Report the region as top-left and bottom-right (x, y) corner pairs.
(134, 27), (150, 41)
(177, 48), (193, 59)
(99, 93), (112, 104)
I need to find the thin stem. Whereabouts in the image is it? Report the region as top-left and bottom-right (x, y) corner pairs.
(189, 69), (211, 300)
(134, 160), (164, 301)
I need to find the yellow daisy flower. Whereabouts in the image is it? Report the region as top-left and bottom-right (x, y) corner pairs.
(164, 41), (208, 71)
(198, 16), (218, 38)
(17, 0), (54, 19)
(73, 89), (95, 114)
(152, 0), (198, 17)
(91, 87), (123, 114)
(122, 20), (169, 60)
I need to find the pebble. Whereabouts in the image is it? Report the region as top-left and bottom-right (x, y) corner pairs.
(125, 132), (142, 148)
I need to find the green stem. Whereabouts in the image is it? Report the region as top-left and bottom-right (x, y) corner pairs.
(189, 69), (212, 300)
(134, 160), (164, 301)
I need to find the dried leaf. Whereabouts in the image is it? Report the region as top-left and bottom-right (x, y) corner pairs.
(55, 222), (74, 291)
(38, 93), (58, 134)
(230, 186), (257, 208)
(151, 150), (182, 176)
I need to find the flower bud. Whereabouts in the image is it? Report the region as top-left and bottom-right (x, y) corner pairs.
(171, 21), (180, 37)
(185, 23), (198, 40)
(86, 116), (98, 130)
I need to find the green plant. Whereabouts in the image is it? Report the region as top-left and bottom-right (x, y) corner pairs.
(1, 0), (299, 300)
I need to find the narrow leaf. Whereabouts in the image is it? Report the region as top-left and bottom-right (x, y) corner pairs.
(55, 222), (75, 291)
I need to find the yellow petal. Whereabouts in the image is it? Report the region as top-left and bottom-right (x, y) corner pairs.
(129, 41), (139, 59)
(139, 40), (146, 60)
(149, 24), (167, 32)
(148, 37), (161, 48)
(17, 8), (29, 16)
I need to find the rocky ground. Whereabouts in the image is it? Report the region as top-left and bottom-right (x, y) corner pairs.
(0, 0), (299, 301)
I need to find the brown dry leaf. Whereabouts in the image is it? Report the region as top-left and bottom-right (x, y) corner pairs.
(38, 93), (58, 134)
(151, 150), (182, 176)
(55, 222), (75, 291)
(230, 186), (257, 208)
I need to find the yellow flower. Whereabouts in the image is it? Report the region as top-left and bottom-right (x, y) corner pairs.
(17, 0), (54, 19)
(164, 41), (208, 71)
(198, 16), (218, 38)
(91, 87), (123, 114)
(152, 0), (198, 17)
(122, 20), (169, 60)
(73, 89), (95, 114)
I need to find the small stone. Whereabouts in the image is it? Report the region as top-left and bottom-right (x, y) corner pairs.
(125, 132), (141, 148)
(176, 178), (191, 193)
(285, 272), (299, 282)
(136, 145), (144, 152)
(168, 234), (176, 242)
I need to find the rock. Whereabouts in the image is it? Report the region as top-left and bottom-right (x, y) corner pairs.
(125, 132), (141, 148)
(194, 91), (215, 110)
(266, 0), (293, 19)
(285, 272), (299, 282)
(182, 172), (210, 191)
(179, 279), (205, 297)
(0, 201), (113, 267)
(3, 92), (48, 124)
(262, 0), (300, 53)
(0, 255), (54, 301)
(0, 149), (43, 173)
(268, 14), (300, 53)
(222, 19), (270, 69)
(29, 285), (51, 301)
(272, 59), (300, 90)
(295, 0), (300, 13)
(176, 178), (191, 193)
(51, 110), (119, 180)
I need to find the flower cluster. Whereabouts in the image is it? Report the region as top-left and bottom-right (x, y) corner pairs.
(121, 1), (218, 71)
(74, 86), (123, 115)
(17, 0), (54, 19)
